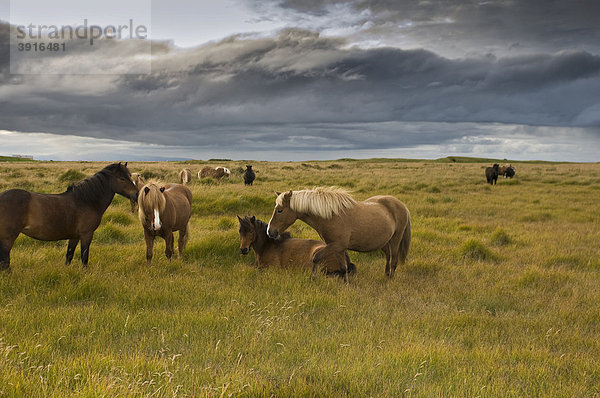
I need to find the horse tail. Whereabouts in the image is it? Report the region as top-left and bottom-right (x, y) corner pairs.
(399, 213), (411, 264)
(345, 252), (357, 275)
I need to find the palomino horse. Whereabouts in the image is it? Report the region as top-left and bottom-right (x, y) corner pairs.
(0, 163), (138, 270)
(237, 215), (355, 277)
(179, 168), (192, 185)
(266, 187), (411, 281)
(138, 182), (192, 265)
(129, 173), (146, 213)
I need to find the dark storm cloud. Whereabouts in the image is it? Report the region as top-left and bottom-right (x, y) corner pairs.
(0, 22), (599, 153)
(251, 0), (600, 56)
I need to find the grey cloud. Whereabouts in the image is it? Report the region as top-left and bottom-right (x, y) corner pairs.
(0, 23), (599, 155)
(250, 0), (600, 57)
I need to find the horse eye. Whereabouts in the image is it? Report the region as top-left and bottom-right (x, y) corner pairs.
(277, 208), (283, 213)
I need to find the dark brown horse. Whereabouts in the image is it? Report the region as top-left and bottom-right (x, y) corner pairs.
(237, 215), (355, 276)
(0, 163), (138, 270)
(486, 164), (499, 185)
(266, 187), (411, 281)
(138, 182), (193, 265)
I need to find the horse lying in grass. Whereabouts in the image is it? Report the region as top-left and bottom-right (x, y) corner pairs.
(138, 182), (192, 265)
(237, 215), (355, 277)
(129, 173), (146, 213)
(0, 163), (138, 270)
(266, 187), (411, 281)
(199, 166), (231, 180)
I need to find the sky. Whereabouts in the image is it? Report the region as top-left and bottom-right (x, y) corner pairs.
(0, 0), (599, 161)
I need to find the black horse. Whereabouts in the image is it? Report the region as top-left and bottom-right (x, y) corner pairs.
(0, 163), (138, 270)
(243, 165), (256, 186)
(486, 164), (499, 185)
(504, 165), (516, 178)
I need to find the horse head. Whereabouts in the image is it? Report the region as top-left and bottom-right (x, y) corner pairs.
(267, 190), (297, 239)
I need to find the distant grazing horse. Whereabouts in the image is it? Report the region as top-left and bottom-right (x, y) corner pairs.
(243, 165), (255, 186)
(179, 168), (192, 185)
(486, 164), (499, 185)
(130, 173), (146, 213)
(238, 215), (355, 277)
(266, 187), (411, 281)
(138, 182), (192, 265)
(0, 163), (138, 270)
(504, 165), (516, 178)
(199, 166), (230, 180)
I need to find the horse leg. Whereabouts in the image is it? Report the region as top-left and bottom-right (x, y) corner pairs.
(382, 244), (392, 277)
(178, 224), (189, 258)
(164, 231), (174, 260)
(130, 198), (136, 213)
(65, 239), (78, 265)
(0, 238), (17, 271)
(79, 232), (94, 267)
(144, 229), (155, 266)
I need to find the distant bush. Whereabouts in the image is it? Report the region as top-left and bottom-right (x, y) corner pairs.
(58, 169), (86, 183)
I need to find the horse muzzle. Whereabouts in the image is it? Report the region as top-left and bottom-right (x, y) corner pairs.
(240, 247), (249, 255)
(267, 228), (278, 239)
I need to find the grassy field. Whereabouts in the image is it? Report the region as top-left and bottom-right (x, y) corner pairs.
(0, 159), (599, 397)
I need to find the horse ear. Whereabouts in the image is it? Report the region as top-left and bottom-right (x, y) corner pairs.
(160, 187), (165, 193)
(144, 187), (150, 194)
(275, 191), (281, 196)
(124, 162), (127, 167)
(285, 190), (293, 197)
(251, 216), (256, 222)
(237, 215), (242, 221)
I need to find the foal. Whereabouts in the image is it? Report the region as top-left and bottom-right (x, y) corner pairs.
(238, 216), (355, 276)
(138, 182), (193, 265)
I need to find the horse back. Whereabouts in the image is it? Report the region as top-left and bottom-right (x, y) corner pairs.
(163, 184), (193, 230)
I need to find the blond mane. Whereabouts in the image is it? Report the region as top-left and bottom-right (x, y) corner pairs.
(277, 187), (356, 219)
(137, 181), (166, 225)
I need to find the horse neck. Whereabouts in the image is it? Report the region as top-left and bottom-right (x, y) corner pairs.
(298, 212), (325, 235)
(250, 222), (272, 256)
(70, 177), (116, 212)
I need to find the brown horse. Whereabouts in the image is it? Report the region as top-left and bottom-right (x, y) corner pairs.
(0, 163), (138, 270)
(129, 173), (146, 213)
(199, 166), (231, 180)
(138, 182), (192, 265)
(179, 168), (192, 185)
(266, 187), (411, 281)
(237, 215), (355, 277)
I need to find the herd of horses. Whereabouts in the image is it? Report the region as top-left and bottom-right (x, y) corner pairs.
(485, 164), (516, 185)
(0, 161), (514, 280)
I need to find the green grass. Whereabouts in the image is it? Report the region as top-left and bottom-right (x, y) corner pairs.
(1, 159), (600, 396)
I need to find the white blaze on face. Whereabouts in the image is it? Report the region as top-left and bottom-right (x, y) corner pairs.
(153, 208), (161, 231)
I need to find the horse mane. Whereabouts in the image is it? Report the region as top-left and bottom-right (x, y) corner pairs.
(137, 181), (167, 224)
(278, 187), (356, 219)
(66, 166), (114, 203)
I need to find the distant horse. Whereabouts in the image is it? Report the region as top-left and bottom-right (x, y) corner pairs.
(179, 168), (192, 185)
(130, 173), (146, 213)
(243, 165), (256, 186)
(504, 165), (516, 178)
(266, 187), (411, 281)
(486, 164), (499, 185)
(0, 163), (138, 270)
(199, 166), (230, 180)
(138, 182), (192, 265)
(237, 215), (355, 277)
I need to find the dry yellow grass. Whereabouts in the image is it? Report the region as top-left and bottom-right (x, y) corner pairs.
(0, 158), (599, 396)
